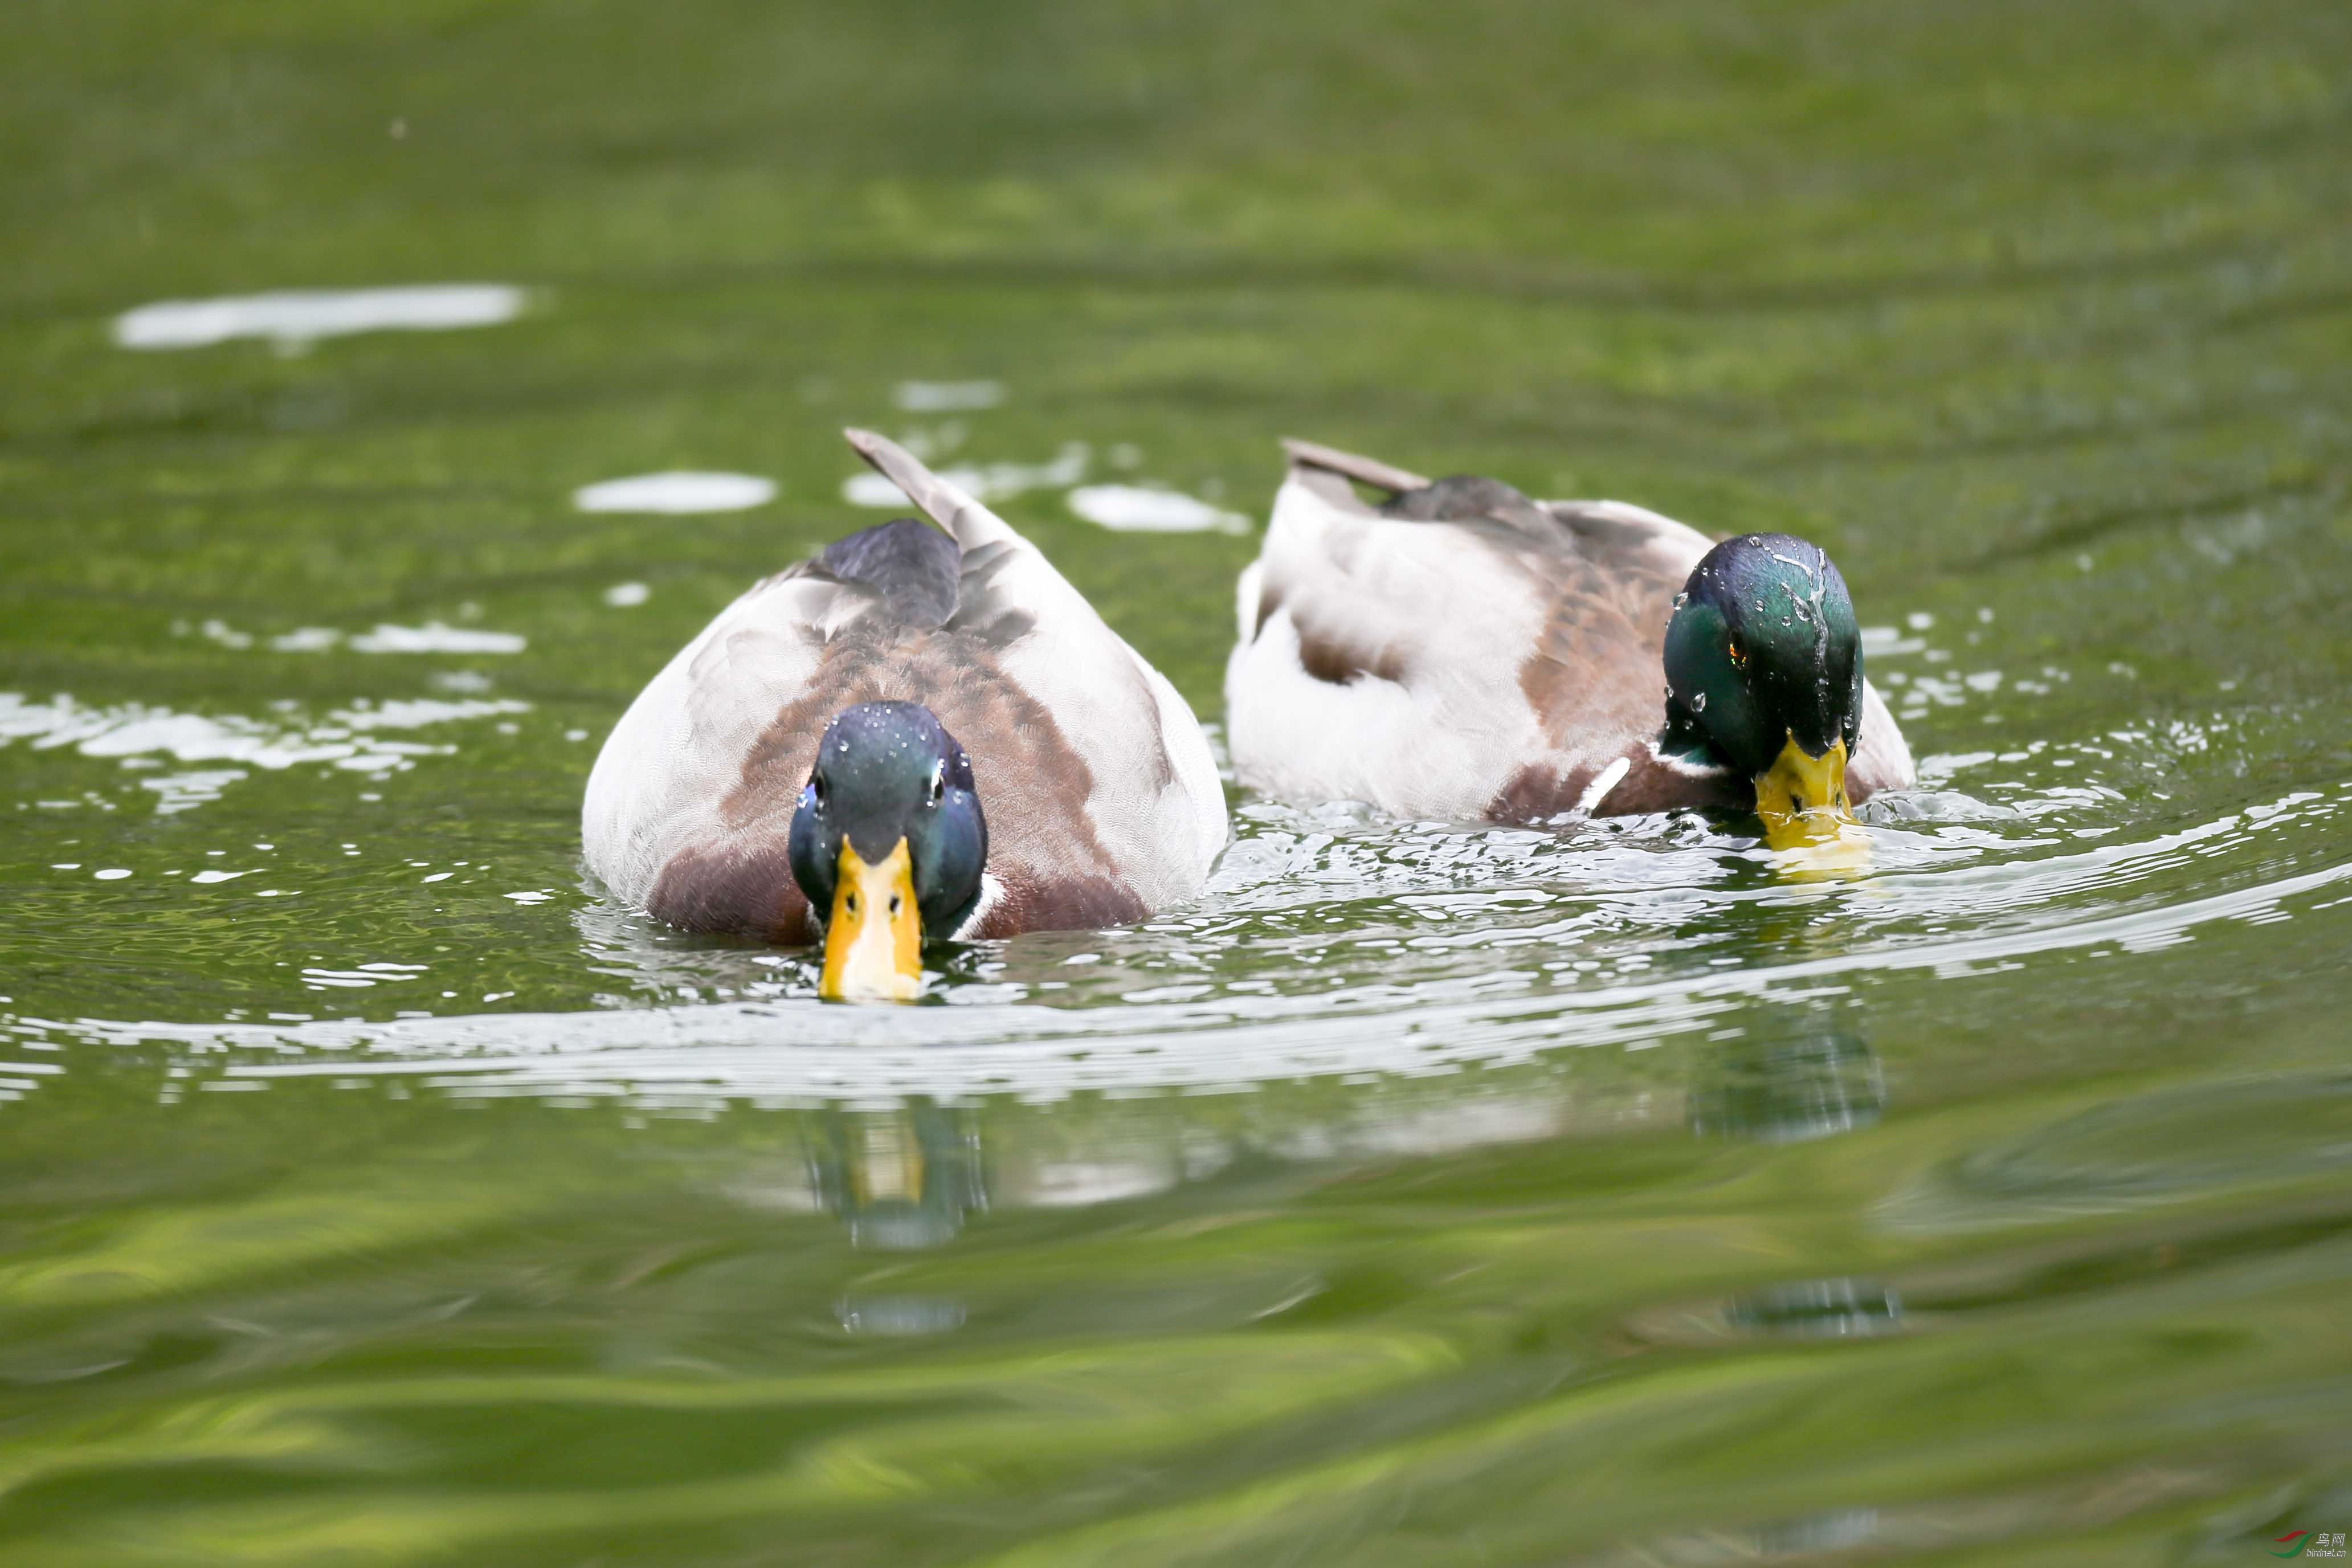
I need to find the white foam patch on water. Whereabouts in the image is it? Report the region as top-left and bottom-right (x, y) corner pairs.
(187, 623), (525, 655)
(892, 380), (1004, 412)
(347, 624), (525, 655)
(843, 474), (913, 507)
(603, 583), (650, 607)
(1067, 484), (1251, 534)
(1860, 626), (1927, 658)
(177, 620), (524, 658)
(113, 285), (526, 352)
(140, 769), (250, 815)
(844, 444), (1087, 508)
(301, 962), (428, 993)
(0, 693), (529, 807)
(573, 473), (777, 514)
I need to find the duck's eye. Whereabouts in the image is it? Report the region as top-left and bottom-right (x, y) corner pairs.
(1727, 638), (1746, 669)
(888, 893), (903, 917)
(844, 892), (859, 916)
(926, 765), (945, 806)
(811, 775), (828, 807)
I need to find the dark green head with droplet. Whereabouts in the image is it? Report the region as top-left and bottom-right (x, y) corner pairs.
(1664, 533), (1865, 834)
(787, 701), (987, 1000)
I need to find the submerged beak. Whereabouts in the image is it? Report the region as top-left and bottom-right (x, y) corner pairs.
(819, 838), (924, 1002)
(1754, 733), (1858, 851)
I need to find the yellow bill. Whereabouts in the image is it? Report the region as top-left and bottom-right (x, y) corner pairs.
(1754, 733), (1863, 855)
(819, 837), (924, 1002)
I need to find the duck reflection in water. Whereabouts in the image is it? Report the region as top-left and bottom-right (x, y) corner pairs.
(806, 1100), (987, 1250)
(1687, 1003), (1882, 1144)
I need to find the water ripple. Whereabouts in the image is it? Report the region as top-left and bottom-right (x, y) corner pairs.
(11, 839), (2342, 1105)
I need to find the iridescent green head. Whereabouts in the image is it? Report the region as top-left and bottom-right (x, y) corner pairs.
(1663, 533), (1864, 840)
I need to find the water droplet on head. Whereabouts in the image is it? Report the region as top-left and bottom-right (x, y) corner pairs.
(1673, 591), (1688, 610)
(1691, 691), (1708, 712)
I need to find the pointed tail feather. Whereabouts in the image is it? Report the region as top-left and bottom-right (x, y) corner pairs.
(842, 427), (1016, 549)
(1280, 438), (1431, 496)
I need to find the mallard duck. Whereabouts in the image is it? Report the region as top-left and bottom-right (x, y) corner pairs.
(584, 428), (1228, 999)
(1224, 441), (1914, 840)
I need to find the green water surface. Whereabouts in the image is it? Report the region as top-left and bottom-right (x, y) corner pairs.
(5, 2), (2351, 1563)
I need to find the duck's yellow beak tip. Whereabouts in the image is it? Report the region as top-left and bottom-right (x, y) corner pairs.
(1755, 734), (1873, 876)
(819, 838), (925, 1003)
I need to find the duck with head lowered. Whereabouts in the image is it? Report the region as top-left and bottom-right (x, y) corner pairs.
(1224, 440), (1913, 842)
(584, 429), (1228, 999)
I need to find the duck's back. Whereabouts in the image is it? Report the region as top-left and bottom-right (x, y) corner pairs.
(587, 495), (1226, 943)
(1226, 460), (1912, 823)
(1226, 464), (1711, 820)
